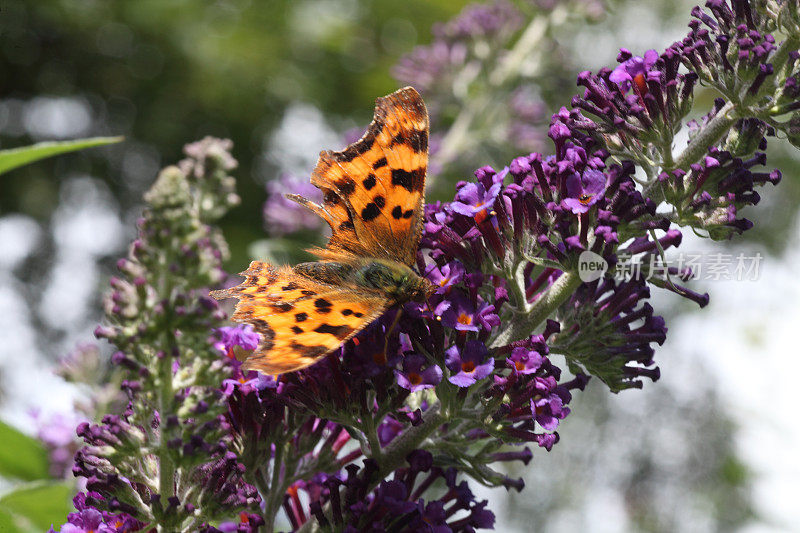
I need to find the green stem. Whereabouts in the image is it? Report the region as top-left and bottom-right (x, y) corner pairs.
(489, 270), (582, 348)
(431, 8), (562, 171)
(373, 403), (445, 480)
(365, 416), (384, 461)
(769, 36), (800, 81)
(671, 100), (737, 171)
(504, 259), (531, 313)
(432, 104), (478, 170)
(267, 442), (286, 531)
(488, 11), (551, 86)
(156, 342), (175, 532)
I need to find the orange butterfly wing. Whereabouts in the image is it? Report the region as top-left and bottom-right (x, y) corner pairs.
(290, 86), (429, 266)
(211, 262), (387, 374)
(215, 87), (429, 374)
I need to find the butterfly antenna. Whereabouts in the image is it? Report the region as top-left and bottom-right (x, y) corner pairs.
(421, 262), (438, 278)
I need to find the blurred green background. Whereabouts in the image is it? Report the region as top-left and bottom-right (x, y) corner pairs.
(1, 0), (799, 531)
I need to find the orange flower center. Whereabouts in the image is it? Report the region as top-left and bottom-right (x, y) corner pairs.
(408, 372), (423, 385)
(633, 72), (648, 94)
(515, 361), (525, 371)
(457, 313), (472, 326)
(461, 361), (476, 373)
(578, 193), (593, 204)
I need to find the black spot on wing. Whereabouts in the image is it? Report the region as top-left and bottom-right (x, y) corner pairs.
(374, 195), (386, 208)
(342, 309), (353, 316)
(363, 173), (377, 190)
(361, 202), (381, 221)
(410, 129), (428, 152)
(391, 168), (425, 193)
(251, 319), (275, 352)
(295, 312), (309, 322)
(391, 206), (415, 219)
(338, 220), (355, 231)
(337, 177), (356, 196)
(289, 341), (329, 358)
(291, 326), (303, 334)
(390, 130), (427, 153)
(373, 157), (388, 169)
(314, 323), (353, 339)
(272, 302), (294, 313)
(332, 132), (376, 163)
(281, 282), (300, 291)
(323, 191), (341, 205)
(314, 298), (333, 314)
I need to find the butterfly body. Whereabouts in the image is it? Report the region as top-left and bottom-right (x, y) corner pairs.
(296, 257), (432, 303)
(212, 87), (432, 375)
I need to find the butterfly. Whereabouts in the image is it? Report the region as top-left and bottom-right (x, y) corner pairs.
(211, 87), (435, 375)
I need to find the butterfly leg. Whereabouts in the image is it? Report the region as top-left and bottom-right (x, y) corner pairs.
(383, 307), (404, 357)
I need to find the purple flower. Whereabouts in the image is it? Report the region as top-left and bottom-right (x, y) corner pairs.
(375, 480), (417, 514)
(395, 355), (442, 392)
(507, 347), (545, 375)
(531, 378), (570, 431)
(51, 492), (142, 533)
(222, 372), (277, 396)
(214, 325), (260, 356)
(446, 340), (495, 387)
(450, 181), (502, 222)
(55, 342), (102, 383)
(417, 501), (451, 533)
(32, 410), (86, 478)
(554, 278), (669, 391)
(57, 509), (108, 533)
(377, 416), (405, 446)
(434, 0), (522, 41)
(476, 303), (501, 331)
(609, 49), (658, 93)
(561, 169), (607, 214)
(467, 500), (496, 529)
(437, 292), (481, 332)
(427, 261), (465, 293)
(263, 173), (325, 236)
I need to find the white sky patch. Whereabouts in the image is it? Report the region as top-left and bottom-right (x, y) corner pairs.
(0, 215), (42, 270)
(22, 96), (93, 140)
(0, 274), (81, 432)
(667, 224), (800, 533)
(263, 103), (342, 179)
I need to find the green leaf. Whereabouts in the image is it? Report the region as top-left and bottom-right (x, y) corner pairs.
(0, 136), (123, 176)
(0, 481), (74, 532)
(0, 507), (21, 533)
(0, 420), (50, 481)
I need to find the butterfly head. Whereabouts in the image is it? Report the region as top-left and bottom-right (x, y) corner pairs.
(357, 259), (435, 304)
(403, 274), (436, 303)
